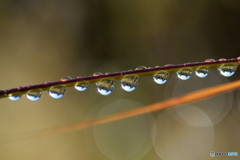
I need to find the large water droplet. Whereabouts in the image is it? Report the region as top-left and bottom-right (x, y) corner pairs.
(121, 76), (139, 92)
(96, 79), (115, 95)
(75, 83), (88, 91)
(195, 68), (209, 78)
(177, 69), (192, 80)
(9, 94), (21, 101)
(74, 76), (88, 91)
(135, 66), (147, 70)
(26, 90), (42, 101)
(48, 87), (65, 99)
(218, 65), (237, 77)
(153, 72), (169, 84)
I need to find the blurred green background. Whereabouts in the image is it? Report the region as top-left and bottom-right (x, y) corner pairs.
(0, 0), (240, 160)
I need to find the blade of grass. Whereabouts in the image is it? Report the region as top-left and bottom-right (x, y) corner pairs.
(1, 58), (239, 98)
(6, 78), (240, 141)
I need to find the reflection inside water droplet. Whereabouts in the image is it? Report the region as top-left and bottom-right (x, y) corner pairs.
(177, 69), (192, 80)
(48, 87), (65, 99)
(153, 72), (169, 84)
(9, 94), (21, 101)
(121, 76), (139, 92)
(26, 90), (42, 101)
(75, 83), (88, 91)
(74, 76), (88, 91)
(195, 68), (208, 78)
(96, 79), (115, 95)
(218, 65), (237, 77)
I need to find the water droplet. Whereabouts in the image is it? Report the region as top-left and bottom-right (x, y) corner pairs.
(96, 79), (115, 95)
(60, 76), (72, 81)
(205, 58), (215, 63)
(9, 94), (21, 101)
(74, 76), (88, 91)
(75, 83), (88, 91)
(177, 69), (192, 80)
(218, 65), (237, 77)
(164, 64), (173, 67)
(26, 90), (42, 101)
(48, 86), (65, 99)
(219, 58), (226, 61)
(195, 68), (209, 78)
(93, 72), (103, 76)
(135, 66), (147, 70)
(121, 76), (139, 92)
(153, 72), (169, 84)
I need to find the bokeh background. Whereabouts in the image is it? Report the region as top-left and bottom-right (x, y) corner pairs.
(0, 0), (240, 160)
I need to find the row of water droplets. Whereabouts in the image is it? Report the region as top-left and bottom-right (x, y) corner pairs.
(8, 76), (88, 101)
(8, 58), (238, 101)
(152, 59), (237, 83)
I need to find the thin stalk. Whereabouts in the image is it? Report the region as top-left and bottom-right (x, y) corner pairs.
(1, 58), (239, 98)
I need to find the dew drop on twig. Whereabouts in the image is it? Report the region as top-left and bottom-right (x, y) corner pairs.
(74, 76), (88, 91)
(60, 76), (72, 81)
(48, 87), (66, 99)
(121, 76), (139, 92)
(218, 65), (237, 77)
(164, 64), (173, 67)
(219, 58), (226, 62)
(135, 66), (147, 70)
(9, 94), (21, 101)
(93, 72), (103, 76)
(153, 72), (169, 84)
(204, 58), (215, 63)
(75, 83), (88, 91)
(26, 90), (42, 101)
(177, 69), (192, 80)
(195, 68), (209, 78)
(96, 79), (115, 95)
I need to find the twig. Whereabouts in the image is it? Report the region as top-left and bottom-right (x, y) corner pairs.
(1, 58), (239, 98)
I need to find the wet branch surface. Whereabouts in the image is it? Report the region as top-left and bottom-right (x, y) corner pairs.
(0, 58), (239, 98)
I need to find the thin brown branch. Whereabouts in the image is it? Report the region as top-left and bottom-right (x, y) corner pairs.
(1, 58), (239, 98)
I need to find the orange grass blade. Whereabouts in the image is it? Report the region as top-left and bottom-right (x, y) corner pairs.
(8, 79), (240, 140)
